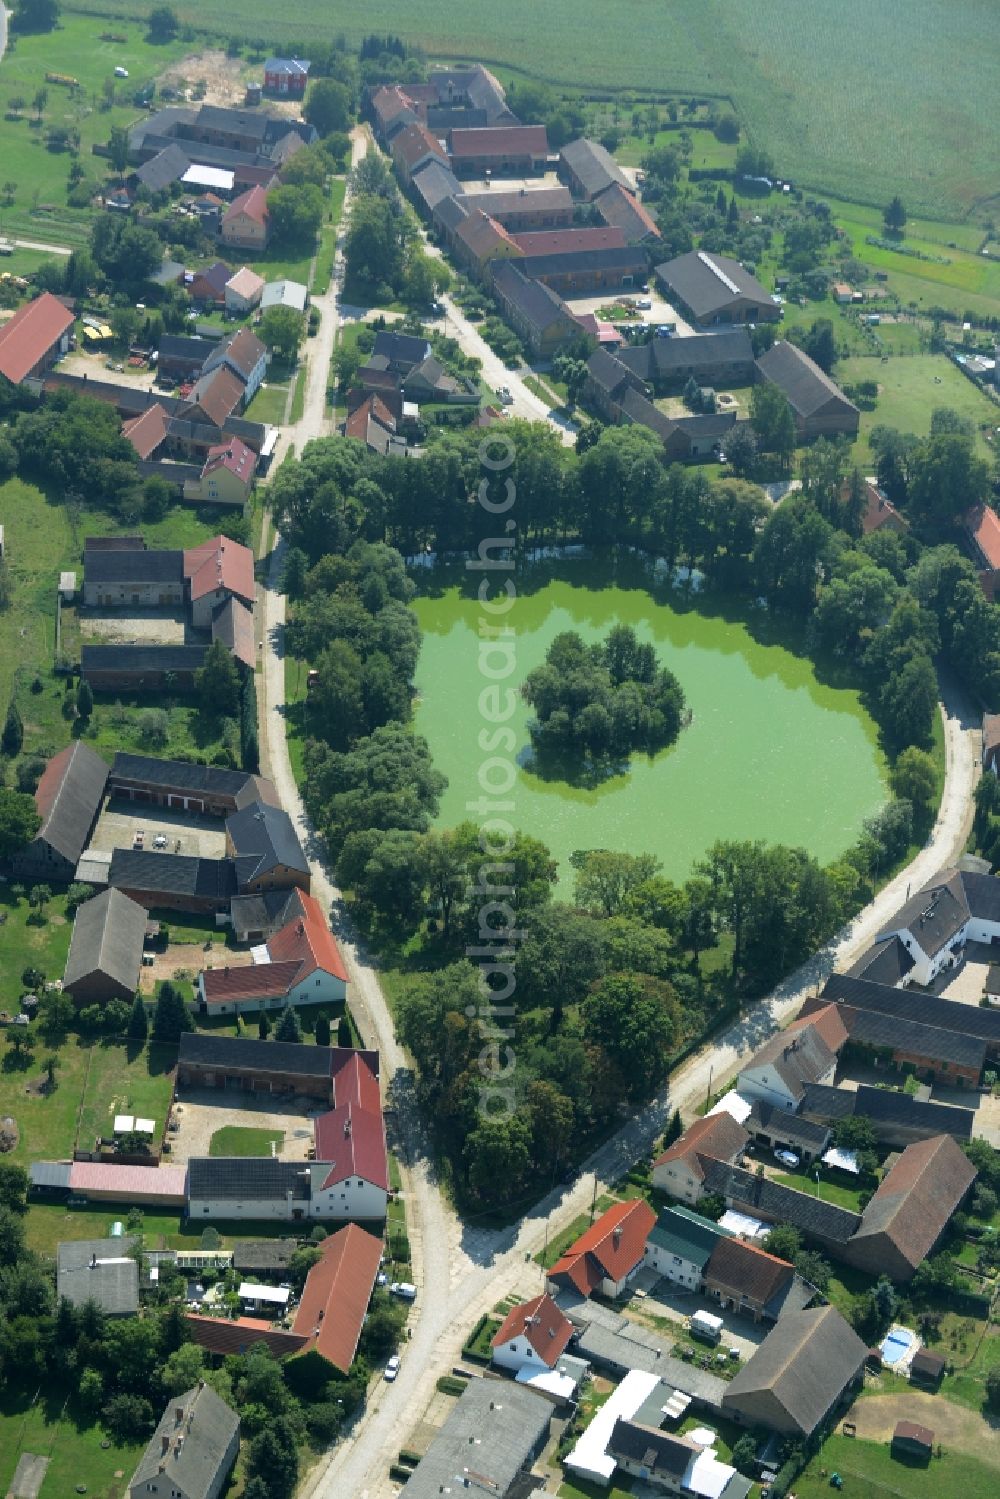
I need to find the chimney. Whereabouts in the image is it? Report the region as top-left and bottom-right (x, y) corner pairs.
(161, 1436), (170, 1457)
(612, 1225), (623, 1249)
(175, 1406), (184, 1422)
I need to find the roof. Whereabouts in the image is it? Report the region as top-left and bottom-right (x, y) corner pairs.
(656, 250), (774, 320)
(57, 1236), (139, 1313)
(110, 754), (273, 804)
(910, 1348), (946, 1378)
(594, 181), (660, 241)
(178, 1031), (376, 1081)
(859, 478), (908, 535)
(741, 1012), (843, 1099)
(491, 259), (578, 334)
(63, 887), (146, 997)
(314, 1101), (388, 1191)
(188, 1156), (313, 1202)
(560, 138), (631, 197)
(391, 122), (447, 171)
(701, 1160), (862, 1244)
(201, 433), (255, 483)
(184, 534), (255, 604)
(512, 226), (627, 257)
(232, 1238), (297, 1271)
(223, 184), (269, 227)
(843, 1003), (986, 1071)
(212, 596), (255, 669)
(411, 159), (463, 213)
(372, 328), (432, 368)
(108, 846), (236, 901)
(747, 1101), (831, 1154)
(461, 185), (574, 219)
(260, 278), (308, 312)
(522, 245), (646, 278)
(647, 1205), (731, 1269)
(268, 889), (348, 982)
(135, 142), (191, 191)
(756, 340), (860, 420)
(549, 1198), (656, 1294)
(619, 327), (754, 380)
(876, 869), (969, 956)
(820, 971), (1000, 1048)
(654, 1112), (749, 1181)
(200, 958), (303, 1004)
(67, 1161), (188, 1199)
(851, 1135), (977, 1272)
(182, 364), (245, 426)
(609, 1419), (693, 1479)
(158, 332), (220, 364)
(345, 394), (396, 447)
(182, 164), (235, 192)
(455, 208), (522, 262)
(264, 57), (310, 77)
(401, 1379), (553, 1499)
(491, 1292), (574, 1367)
(333, 1050), (382, 1113)
(847, 934), (915, 984)
(84, 546), (184, 586)
(186, 1313), (305, 1359)
(433, 193), (470, 235)
(894, 1420), (934, 1447)
(586, 345), (642, 396)
(33, 742), (108, 865)
(205, 327), (267, 383)
(571, 1304), (727, 1403)
(130, 1384), (238, 1499)
(292, 1223), (383, 1372)
(225, 266), (265, 300)
(964, 502), (1000, 571)
(190, 259), (233, 296)
(227, 800), (308, 881)
(723, 1305), (867, 1437)
(704, 1236), (794, 1315)
(450, 124), (548, 158)
(122, 402), (170, 460)
(0, 291), (75, 385)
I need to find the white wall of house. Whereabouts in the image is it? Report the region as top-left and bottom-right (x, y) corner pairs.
(965, 916), (1000, 944)
(308, 1173), (387, 1221)
(642, 1240), (703, 1290)
(492, 1336), (550, 1374)
(287, 968), (347, 1007)
(736, 1066), (799, 1112)
(651, 1160), (702, 1203)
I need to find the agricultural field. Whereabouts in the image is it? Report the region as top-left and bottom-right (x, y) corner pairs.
(72, 0), (1000, 218)
(0, 16), (188, 245)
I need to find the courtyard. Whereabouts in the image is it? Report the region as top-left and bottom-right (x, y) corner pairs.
(88, 795), (228, 861)
(167, 1088), (323, 1165)
(79, 608), (190, 646)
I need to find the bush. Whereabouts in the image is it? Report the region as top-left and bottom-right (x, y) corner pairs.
(436, 1376), (465, 1396)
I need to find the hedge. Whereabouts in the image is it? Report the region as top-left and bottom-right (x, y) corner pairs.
(240, 671), (259, 772)
(436, 1375), (466, 1396)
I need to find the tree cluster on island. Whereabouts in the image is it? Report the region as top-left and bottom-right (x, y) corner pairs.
(522, 624), (686, 769)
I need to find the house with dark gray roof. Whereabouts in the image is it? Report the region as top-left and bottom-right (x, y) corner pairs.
(129, 1383), (239, 1499)
(17, 741), (108, 884)
(403, 1378), (552, 1499)
(840, 1003), (985, 1085)
(618, 328), (755, 392)
(490, 260), (583, 357)
(755, 340), (860, 440)
(745, 1100), (830, 1162)
(701, 1160), (862, 1252)
(81, 643), (209, 693)
(57, 1236), (139, 1314)
(109, 847), (238, 913)
(109, 754), (278, 815)
(559, 138), (631, 200)
(722, 1305), (866, 1438)
(844, 1134), (977, 1281)
(737, 1009), (846, 1110)
(135, 142), (191, 193)
(584, 346), (647, 418)
(83, 545), (186, 608)
(799, 1081), (974, 1148)
(410, 159), (462, 216)
(655, 250), (780, 327)
(522, 244), (647, 294)
(232, 1238), (298, 1274)
(63, 888), (146, 1004)
(820, 971), (1000, 1060)
(176, 1033), (377, 1101)
(226, 801), (310, 892)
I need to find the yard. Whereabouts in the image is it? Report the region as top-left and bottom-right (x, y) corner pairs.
(208, 1124), (284, 1156)
(836, 353), (1000, 466)
(0, 888), (74, 1011)
(772, 1168), (865, 1213)
(0, 1383), (145, 1499)
(795, 1429), (998, 1498)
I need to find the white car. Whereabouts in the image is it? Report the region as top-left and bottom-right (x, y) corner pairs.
(635, 297), (652, 310)
(390, 1281), (417, 1301)
(773, 1149), (800, 1168)
(384, 1354), (401, 1381)
(153, 834), (168, 848)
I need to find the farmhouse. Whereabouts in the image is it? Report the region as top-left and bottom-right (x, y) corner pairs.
(108, 847), (238, 912)
(448, 124), (548, 176)
(0, 291), (75, 385)
(721, 1305), (866, 1439)
(17, 741), (108, 884)
(584, 346), (648, 420)
(226, 799), (310, 891)
(642, 1204), (731, 1289)
(402, 1380), (552, 1499)
(857, 477), (908, 535)
(176, 1034), (378, 1102)
(799, 1080), (974, 1148)
(490, 261), (583, 356)
(702, 1235), (803, 1323)
(460, 186), (574, 230)
(843, 1134), (977, 1280)
(593, 181), (661, 244)
(179, 365), (246, 428)
(618, 328), (755, 391)
(202, 327), (269, 405)
(609, 1419), (750, 1499)
(83, 545), (186, 608)
(80, 644), (211, 694)
(410, 158), (463, 216)
(128, 1384), (239, 1499)
(185, 533), (256, 626)
(391, 122), (449, 184)
(511, 226), (628, 259)
(263, 57), (310, 96)
(182, 436), (257, 508)
(523, 244), (647, 294)
(220, 185), (270, 250)
(57, 1236), (139, 1315)
(652, 1112), (749, 1203)
(288, 1223), (384, 1374)
(736, 1008), (845, 1110)
(197, 889), (347, 1014)
(491, 1293), (574, 1374)
(189, 261), (232, 306)
(548, 1199), (656, 1298)
(345, 393), (405, 457)
(559, 138), (631, 200)
(655, 251), (780, 327)
(453, 209), (524, 274)
(63, 887), (146, 1005)
(964, 503), (1000, 599)
(755, 340), (860, 439)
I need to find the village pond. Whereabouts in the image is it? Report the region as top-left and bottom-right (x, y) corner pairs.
(412, 563), (888, 888)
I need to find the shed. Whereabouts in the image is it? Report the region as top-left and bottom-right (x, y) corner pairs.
(909, 1348), (945, 1387)
(59, 570), (77, 600)
(892, 1420), (933, 1460)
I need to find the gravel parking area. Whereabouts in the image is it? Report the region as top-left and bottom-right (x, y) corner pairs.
(627, 1279), (770, 1361)
(169, 1090), (323, 1164)
(90, 797), (228, 860)
(81, 608), (189, 645)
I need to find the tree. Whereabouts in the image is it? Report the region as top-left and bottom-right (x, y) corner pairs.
(794, 1249), (832, 1292)
(724, 422), (758, 478)
(274, 1005), (303, 1043)
(267, 184), (325, 249)
(2, 699), (23, 757)
(78, 1366), (104, 1412)
(32, 86), (48, 122)
(152, 981), (193, 1041)
(730, 1434), (758, 1475)
(127, 993), (148, 1040)
(571, 849), (662, 917)
(0, 788), (41, 858)
(0, 1161), (29, 1212)
(138, 708), (169, 747)
(108, 125), (130, 178)
(883, 196), (907, 234)
(303, 78), (352, 137)
(246, 1418), (299, 1499)
(986, 1363), (1000, 1413)
(890, 746), (937, 811)
(582, 973), (679, 1098)
(161, 1342), (205, 1395)
(315, 1013), (331, 1047)
(195, 639), (241, 719)
(257, 1012), (271, 1040)
(907, 432), (990, 528)
(76, 677), (94, 720)
(28, 884), (51, 917)
(147, 5), (179, 41)
(749, 382), (796, 465)
(12, 0), (59, 33)
(762, 1224), (802, 1261)
(102, 1393), (153, 1442)
(259, 305), (305, 362)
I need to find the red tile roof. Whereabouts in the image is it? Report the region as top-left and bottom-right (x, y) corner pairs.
(212, 596), (256, 670)
(857, 478), (907, 535)
(182, 364), (245, 426)
(456, 210), (522, 262)
(704, 1235), (793, 1309)
(184, 534), (255, 605)
(549, 1198), (655, 1294)
(201, 958), (303, 1004)
(491, 1293), (573, 1367)
(512, 226), (627, 257)
(653, 1112), (749, 1179)
(392, 123), (448, 171)
(292, 1223), (383, 1372)
(787, 1002), (849, 1056)
(187, 1313), (306, 1358)
(0, 292), (75, 385)
(267, 889), (348, 984)
(68, 1161), (187, 1200)
(122, 402), (170, 460)
(965, 504), (1000, 571)
(345, 393), (396, 443)
(201, 435), (256, 484)
(333, 1051), (381, 1114)
(223, 185), (269, 228)
(853, 1134), (977, 1271)
(314, 1101), (388, 1191)
(449, 125), (547, 158)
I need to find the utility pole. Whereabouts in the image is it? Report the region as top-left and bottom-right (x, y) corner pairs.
(589, 1172), (597, 1225)
(706, 1063), (714, 1110)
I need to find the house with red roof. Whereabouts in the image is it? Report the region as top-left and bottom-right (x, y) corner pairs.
(183, 436), (257, 507)
(122, 402), (170, 461)
(964, 503), (1000, 600)
(184, 534), (255, 627)
(197, 889), (348, 1014)
(491, 1293), (574, 1374)
(0, 291), (75, 386)
(290, 1223), (384, 1374)
(547, 1198), (656, 1299)
(652, 1112), (750, 1204)
(220, 186), (270, 251)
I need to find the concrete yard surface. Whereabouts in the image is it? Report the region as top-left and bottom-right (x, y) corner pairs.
(8, 1453), (49, 1499)
(80, 608), (189, 645)
(168, 1089), (323, 1164)
(89, 796), (228, 860)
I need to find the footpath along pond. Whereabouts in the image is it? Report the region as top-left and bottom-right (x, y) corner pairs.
(411, 568), (888, 888)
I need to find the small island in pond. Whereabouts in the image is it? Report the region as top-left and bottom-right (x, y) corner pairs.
(522, 624), (687, 777)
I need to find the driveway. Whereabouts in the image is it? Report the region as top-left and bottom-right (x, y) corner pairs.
(627, 1282), (770, 1361)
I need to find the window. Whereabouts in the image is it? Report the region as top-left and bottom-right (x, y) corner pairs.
(672, 1255), (681, 1264)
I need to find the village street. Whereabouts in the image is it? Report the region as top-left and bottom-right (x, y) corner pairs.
(257, 138), (983, 1498)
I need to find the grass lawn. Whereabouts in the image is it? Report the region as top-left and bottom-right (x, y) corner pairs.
(464, 1316), (501, 1358)
(245, 379), (290, 423)
(23, 1200), (309, 1255)
(312, 177), (347, 296)
(0, 889), (74, 1010)
(283, 648), (310, 785)
(209, 1124), (284, 1156)
(559, 1479), (634, 1499)
(75, 1040), (176, 1149)
(0, 16), (187, 247)
(0, 1383), (145, 1499)
(837, 353), (1000, 465)
(289, 366), (306, 424)
(772, 1169), (865, 1212)
(795, 1432), (997, 1498)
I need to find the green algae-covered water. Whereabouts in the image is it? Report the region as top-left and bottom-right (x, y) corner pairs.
(412, 569), (887, 888)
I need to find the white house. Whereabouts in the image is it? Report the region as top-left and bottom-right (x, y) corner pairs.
(198, 890), (348, 1016)
(224, 266), (265, 315)
(187, 1149), (388, 1224)
(490, 1293), (574, 1374)
(642, 1206), (731, 1290)
(652, 1113), (749, 1204)
(737, 1011), (843, 1113)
